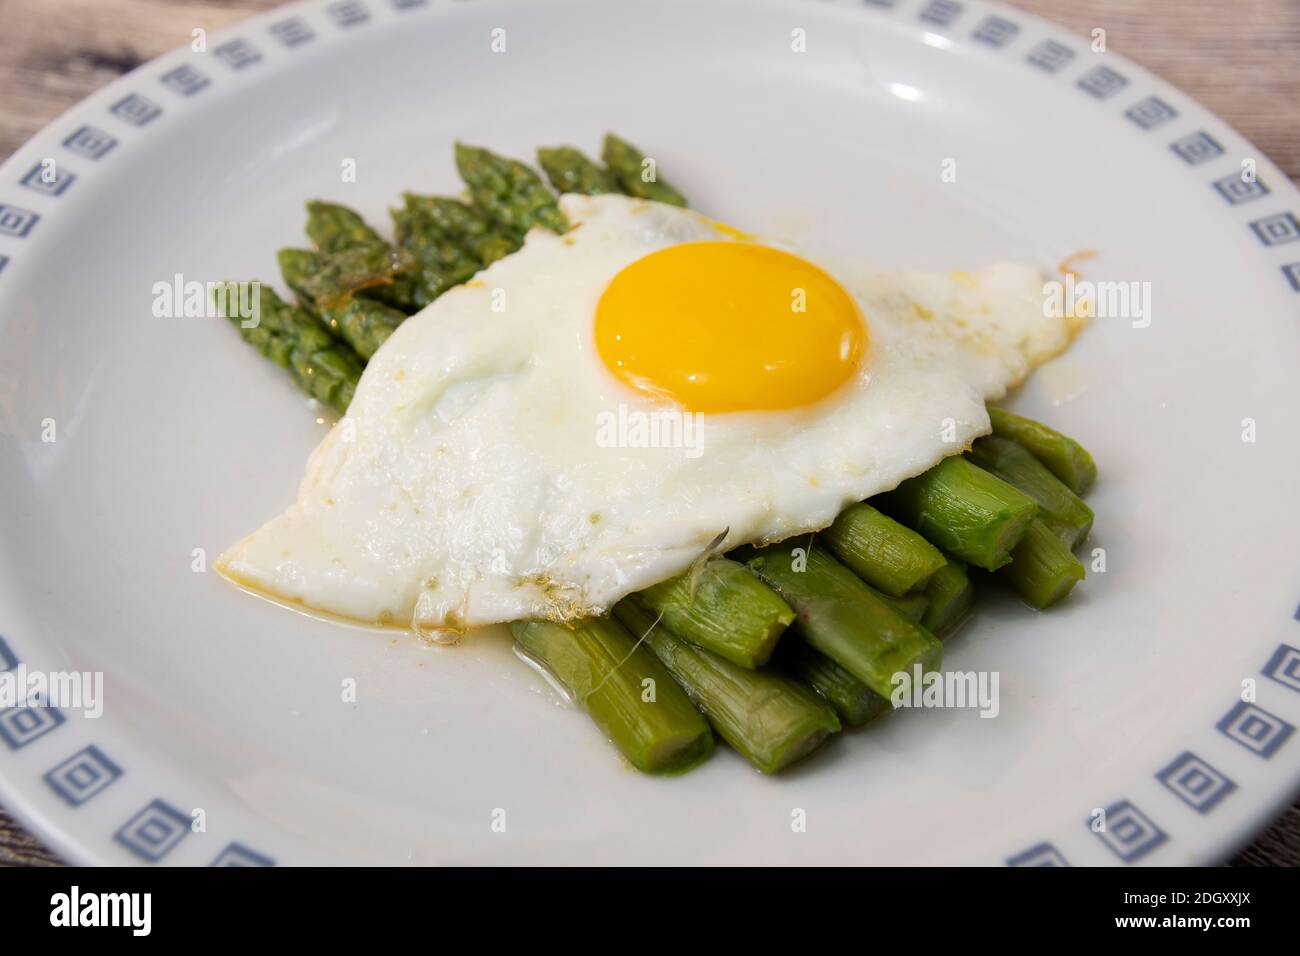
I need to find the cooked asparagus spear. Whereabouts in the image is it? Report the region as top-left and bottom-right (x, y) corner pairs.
(511, 618), (712, 774)
(391, 203), (486, 308)
(879, 588), (929, 624)
(968, 435), (1094, 549)
(321, 296), (406, 360)
(775, 637), (891, 728)
(987, 407), (1097, 495)
(743, 540), (942, 699)
(538, 146), (621, 196)
(876, 456), (1038, 570)
(220, 282), (362, 414)
(454, 142), (569, 235)
(822, 503), (947, 596)
(614, 600), (840, 773)
(300, 201), (421, 312)
(601, 133), (688, 207)
(921, 558), (974, 638)
(277, 248), (323, 318)
(305, 200), (385, 254)
(396, 193), (522, 265)
(632, 558), (794, 668)
(999, 518), (1085, 609)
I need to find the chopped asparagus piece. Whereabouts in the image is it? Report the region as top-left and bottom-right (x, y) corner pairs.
(921, 559), (974, 638)
(987, 406), (1097, 495)
(511, 618), (712, 774)
(999, 518), (1085, 609)
(879, 588), (929, 624)
(633, 558), (794, 668)
(454, 142), (569, 235)
(877, 456), (1038, 570)
(602, 133), (688, 207)
(823, 503), (947, 596)
(776, 637), (890, 728)
(615, 600), (839, 773)
(968, 435), (1094, 549)
(743, 540), (941, 699)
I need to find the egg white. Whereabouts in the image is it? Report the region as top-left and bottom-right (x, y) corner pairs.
(218, 194), (1080, 637)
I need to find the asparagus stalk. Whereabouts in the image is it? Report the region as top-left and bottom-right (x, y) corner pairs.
(511, 618), (712, 774)
(615, 600), (840, 773)
(775, 637), (891, 728)
(602, 133), (688, 207)
(822, 503), (947, 596)
(968, 435), (1094, 549)
(987, 406), (1097, 495)
(277, 248), (323, 318)
(632, 558), (794, 668)
(454, 142), (569, 235)
(219, 282), (362, 414)
(921, 558), (974, 638)
(396, 193), (522, 266)
(538, 146), (622, 196)
(305, 200), (387, 253)
(321, 296), (407, 360)
(999, 518), (1085, 609)
(880, 588), (928, 624)
(391, 202), (486, 308)
(742, 540), (942, 699)
(876, 456), (1037, 570)
(301, 201), (421, 312)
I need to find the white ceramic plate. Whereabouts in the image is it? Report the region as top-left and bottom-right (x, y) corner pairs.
(1, 0), (1297, 866)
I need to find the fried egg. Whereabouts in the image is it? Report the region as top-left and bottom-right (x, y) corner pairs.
(218, 193), (1079, 637)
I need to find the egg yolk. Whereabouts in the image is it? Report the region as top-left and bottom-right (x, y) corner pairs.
(595, 242), (866, 413)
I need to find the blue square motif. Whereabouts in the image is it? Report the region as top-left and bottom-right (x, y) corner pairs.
(44, 745), (123, 806)
(1156, 752), (1236, 813)
(114, 799), (191, 862)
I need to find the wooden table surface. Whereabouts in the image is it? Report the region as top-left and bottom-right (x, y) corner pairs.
(0, 0), (1296, 867)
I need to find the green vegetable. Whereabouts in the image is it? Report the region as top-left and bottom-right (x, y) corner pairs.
(602, 133), (688, 207)
(632, 558), (794, 668)
(511, 618), (712, 775)
(879, 588), (928, 624)
(395, 193), (522, 263)
(305, 200), (385, 254)
(743, 540), (942, 700)
(987, 407), (1097, 496)
(968, 435), (1094, 549)
(321, 296), (406, 360)
(921, 559), (974, 638)
(277, 247), (323, 317)
(538, 146), (621, 196)
(999, 519), (1085, 609)
(454, 142), (569, 235)
(776, 637), (891, 728)
(219, 282), (361, 414)
(822, 503), (946, 596)
(300, 201), (421, 312)
(877, 456), (1038, 571)
(390, 202), (486, 308)
(614, 600), (839, 773)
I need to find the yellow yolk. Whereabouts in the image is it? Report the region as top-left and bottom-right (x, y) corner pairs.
(595, 242), (866, 413)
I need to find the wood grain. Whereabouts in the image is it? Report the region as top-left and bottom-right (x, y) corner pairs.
(0, 0), (1296, 867)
